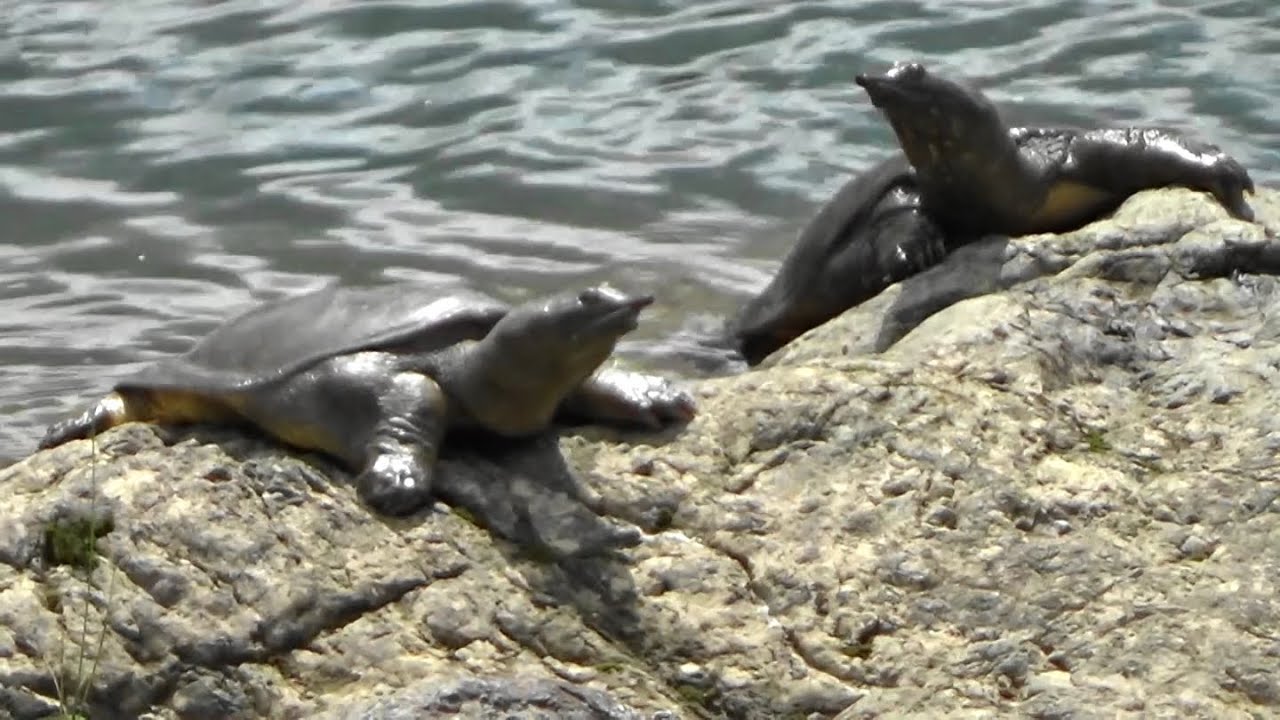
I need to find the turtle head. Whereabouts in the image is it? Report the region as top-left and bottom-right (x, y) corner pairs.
(856, 62), (998, 124)
(465, 285), (653, 431)
(517, 284), (653, 348)
(855, 62), (1009, 177)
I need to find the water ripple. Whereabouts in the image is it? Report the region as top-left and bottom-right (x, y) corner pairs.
(2, 0), (1278, 461)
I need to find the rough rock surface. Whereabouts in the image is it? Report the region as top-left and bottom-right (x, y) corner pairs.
(3, 187), (1280, 720)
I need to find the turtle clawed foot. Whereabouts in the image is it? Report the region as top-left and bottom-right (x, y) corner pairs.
(356, 453), (434, 517)
(567, 370), (698, 431)
(628, 376), (698, 430)
(1206, 154), (1256, 222)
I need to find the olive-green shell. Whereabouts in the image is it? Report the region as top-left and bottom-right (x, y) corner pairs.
(116, 284), (509, 394)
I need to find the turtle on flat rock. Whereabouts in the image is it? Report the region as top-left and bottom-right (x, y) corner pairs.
(732, 61), (1257, 365)
(39, 284), (696, 516)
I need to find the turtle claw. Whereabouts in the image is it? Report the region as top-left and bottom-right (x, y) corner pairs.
(357, 453), (434, 517)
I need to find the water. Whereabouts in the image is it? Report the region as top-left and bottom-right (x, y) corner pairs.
(2, 0), (1278, 463)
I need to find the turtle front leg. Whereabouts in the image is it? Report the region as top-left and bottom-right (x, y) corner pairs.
(1065, 128), (1255, 220)
(355, 371), (450, 517)
(559, 368), (696, 431)
(248, 356), (449, 516)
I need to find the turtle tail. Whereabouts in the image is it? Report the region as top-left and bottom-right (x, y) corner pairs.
(38, 392), (134, 450)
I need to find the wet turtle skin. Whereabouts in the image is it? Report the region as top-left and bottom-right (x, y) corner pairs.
(733, 62), (1256, 366)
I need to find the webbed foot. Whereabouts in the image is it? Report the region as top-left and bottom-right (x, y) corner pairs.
(356, 452), (435, 517)
(620, 374), (698, 429)
(562, 368), (697, 431)
(352, 370), (450, 516)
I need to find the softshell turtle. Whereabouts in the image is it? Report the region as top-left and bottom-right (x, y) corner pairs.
(732, 61), (1256, 365)
(39, 283), (697, 516)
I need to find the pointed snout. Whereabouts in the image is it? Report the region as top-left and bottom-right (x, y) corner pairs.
(627, 294), (655, 311)
(856, 62), (929, 106)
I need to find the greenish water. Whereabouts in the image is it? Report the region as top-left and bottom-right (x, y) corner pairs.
(2, 0), (1278, 461)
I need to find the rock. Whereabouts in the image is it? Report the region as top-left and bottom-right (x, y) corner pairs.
(3, 187), (1280, 719)
(326, 675), (650, 719)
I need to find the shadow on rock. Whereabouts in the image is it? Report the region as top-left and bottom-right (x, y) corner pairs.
(874, 236), (1015, 351)
(162, 423), (650, 562)
(433, 432), (644, 560)
(198, 423), (653, 647)
(436, 432), (651, 648)
(327, 673), (656, 720)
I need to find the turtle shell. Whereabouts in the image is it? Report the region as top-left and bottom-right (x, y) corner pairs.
(117, 283), (510, 394)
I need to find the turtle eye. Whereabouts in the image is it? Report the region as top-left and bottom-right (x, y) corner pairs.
(578, 288), (604, 305)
